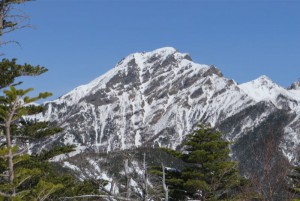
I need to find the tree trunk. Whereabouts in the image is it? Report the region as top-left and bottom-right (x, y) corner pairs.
(4, 100), (18, 196)
(124, 158), (131, 199)
(5, 123), (14, 184)
(0, 0), (4, 40)
(142, 153), (148, 201)
(161, 163), (168, 201)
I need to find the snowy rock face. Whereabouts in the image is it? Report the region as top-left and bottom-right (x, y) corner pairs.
(288, 79), (300, 90)
(35, 48), (300, 165)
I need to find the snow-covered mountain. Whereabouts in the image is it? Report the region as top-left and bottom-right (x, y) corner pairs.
(288, 78), (300, 89)
(33, 47), (300, 167)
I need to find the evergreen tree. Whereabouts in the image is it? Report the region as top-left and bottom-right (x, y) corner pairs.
(0, 1), (88, 200)
(167, 125), (243, 201)
(0, 60), (75, 200)
(289, 162), (300, 201)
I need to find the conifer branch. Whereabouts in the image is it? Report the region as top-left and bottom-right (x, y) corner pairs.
(16, 175), (31, 187)
(39, 187), (55, 201)
(12, 147), (27, 157)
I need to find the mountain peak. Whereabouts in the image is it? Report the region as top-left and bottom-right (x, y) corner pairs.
(239, 75), (283, 104)
(116, 47), (192, 70)
(288, 78), (300, 90)
(256, 75), (274, 84)
(132, 47), (177, 59)
(245, 75), (279, 89)
(148, 47), (177, 55)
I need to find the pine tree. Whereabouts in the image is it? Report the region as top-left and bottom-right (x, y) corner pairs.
(0, 60), (74, 200)
(167, 125), (243, 201)
(0, 1), (83, 199)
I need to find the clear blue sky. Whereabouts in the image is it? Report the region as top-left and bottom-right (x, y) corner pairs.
(2, 0), (300, 101)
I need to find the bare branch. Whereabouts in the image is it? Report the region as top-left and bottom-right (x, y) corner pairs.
(0, 173), (9, 177)
(0, 190), (10, 197)
(0, 0), (32, 48)
(59, 194), (135, 201)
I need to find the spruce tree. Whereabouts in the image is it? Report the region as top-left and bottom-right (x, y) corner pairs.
(167, 125), (242, 201)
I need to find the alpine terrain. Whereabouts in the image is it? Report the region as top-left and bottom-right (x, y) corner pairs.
(30, 47), (300, 197)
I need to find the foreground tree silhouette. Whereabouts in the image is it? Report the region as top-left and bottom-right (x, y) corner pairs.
(167, 125), (244, 201)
